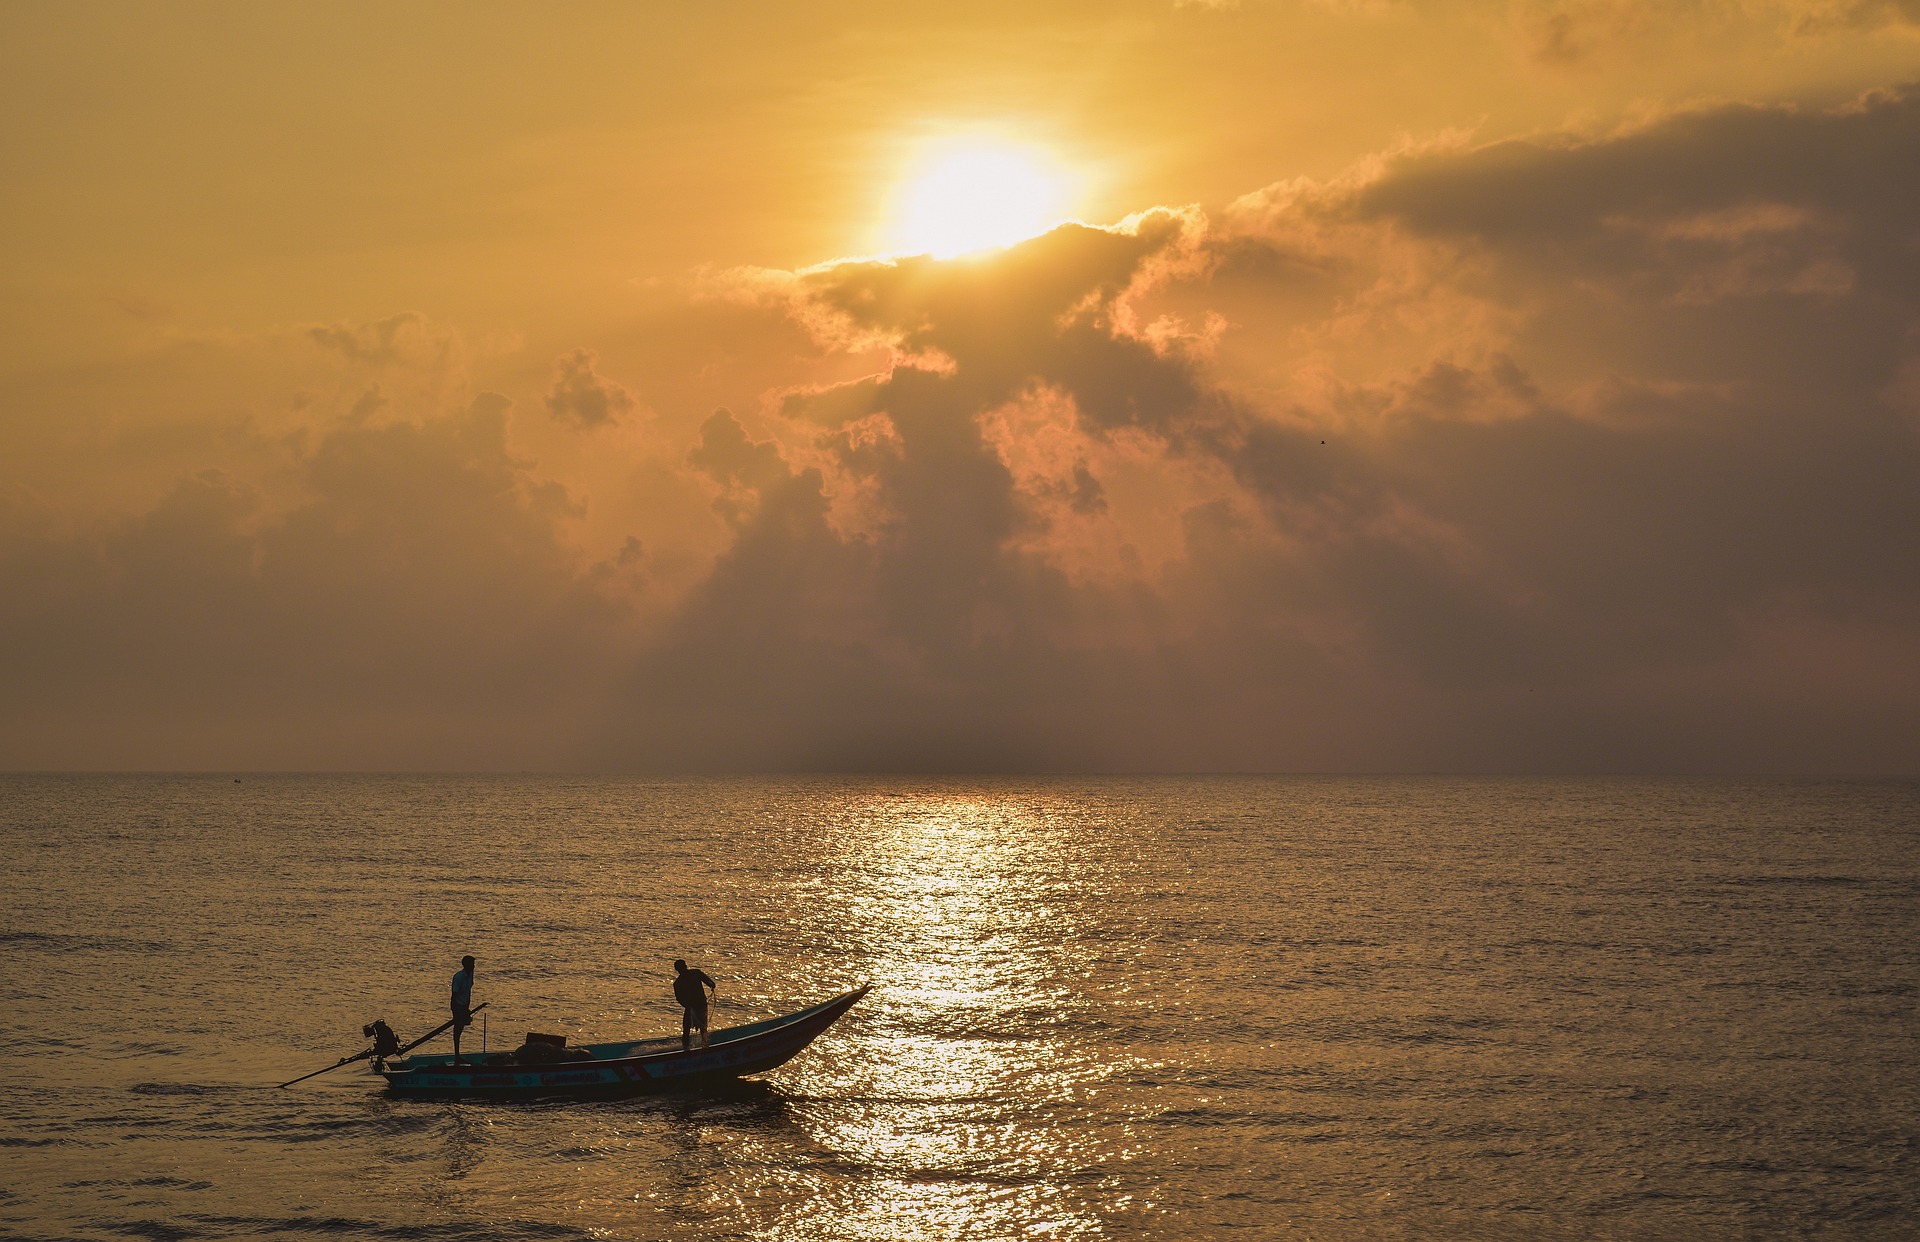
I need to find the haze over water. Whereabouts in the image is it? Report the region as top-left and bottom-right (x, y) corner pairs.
(3, 775), (1917, 1240)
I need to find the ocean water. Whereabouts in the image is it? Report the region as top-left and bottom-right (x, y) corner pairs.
(1, 775), (1916, 1240)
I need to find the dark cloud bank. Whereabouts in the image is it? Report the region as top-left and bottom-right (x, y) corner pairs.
(6, 89), (1920, 772)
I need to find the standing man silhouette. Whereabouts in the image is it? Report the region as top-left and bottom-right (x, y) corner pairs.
(672, 958), (716, 1051)
(450, 955), (477, 1064)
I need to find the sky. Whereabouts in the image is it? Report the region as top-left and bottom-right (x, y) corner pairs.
(3, 0), (1919, 772)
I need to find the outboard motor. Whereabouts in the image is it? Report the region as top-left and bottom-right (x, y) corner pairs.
(363, 1019), (402, 1067)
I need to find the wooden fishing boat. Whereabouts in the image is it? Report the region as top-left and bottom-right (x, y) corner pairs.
(374, 984), (870, 1098)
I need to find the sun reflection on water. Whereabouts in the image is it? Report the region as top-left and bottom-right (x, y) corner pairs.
(769, 793), (1112, 1241)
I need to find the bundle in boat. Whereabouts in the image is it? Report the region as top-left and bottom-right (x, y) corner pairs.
(485, 1031), (593, 1066)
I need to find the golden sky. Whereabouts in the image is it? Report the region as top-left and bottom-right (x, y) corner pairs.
(4, 1), (1919, 771)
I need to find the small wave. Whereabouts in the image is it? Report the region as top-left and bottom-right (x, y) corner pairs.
(99, 1219), (206, 1241)
(229, 1116), (397, 1145)
(1692, 1156), (1784, 1173)
(77, 1112), (180, 1129)
(0, 929), (173, 953)
(7, 1033), (87, 1052)
(1147, 1105), (1266, 1126)
(773, 1090), (995, 1107)
(130, 1083), (231, 1096)
(181, 1213), (591, 1239)
(115, 1043), (192, 1057)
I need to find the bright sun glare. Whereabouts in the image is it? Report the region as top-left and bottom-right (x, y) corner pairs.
(888, 141), (1070, 258)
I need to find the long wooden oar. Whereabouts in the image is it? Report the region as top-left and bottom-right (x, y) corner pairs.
(395, 1002), (488, 1057)
(277, 1046), (374, 1088)
(277, 1003), (489, 1088)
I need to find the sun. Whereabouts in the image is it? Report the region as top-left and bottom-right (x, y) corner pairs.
(885, 140), (1072, 259)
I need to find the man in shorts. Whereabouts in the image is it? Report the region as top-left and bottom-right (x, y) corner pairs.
(672, 958), (716, 1051)
(450, 955), (476, 1064)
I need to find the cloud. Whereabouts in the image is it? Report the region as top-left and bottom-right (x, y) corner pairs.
(1490, 1), (1920, 65)
(589, 86), (1920, 772)
(0, 392), (622, 769)
(1508, 0), (1659, 65)
(1208, 91), (1920, 689)
(545, 347), (638, 428)
(307, 312), (429, 364)
(6, 89), (1920, 772)
(1777, 0), (1920, 33)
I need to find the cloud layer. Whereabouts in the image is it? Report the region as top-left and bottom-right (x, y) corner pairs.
(6, 88), (1920, 771)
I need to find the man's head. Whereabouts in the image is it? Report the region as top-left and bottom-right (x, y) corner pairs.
(673, 959), (687, 974)
(461, 955), (475, 971)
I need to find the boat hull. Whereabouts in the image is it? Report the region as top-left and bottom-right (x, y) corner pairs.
(377, 984), (869, 1099)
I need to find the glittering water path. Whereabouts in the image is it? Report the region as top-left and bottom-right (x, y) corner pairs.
(2, 776), (1917, 1239)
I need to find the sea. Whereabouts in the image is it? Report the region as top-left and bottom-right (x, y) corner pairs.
(1, 775), (1916, 1240)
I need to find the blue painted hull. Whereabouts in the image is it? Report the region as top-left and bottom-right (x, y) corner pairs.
(376, 985), (870, 1098)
